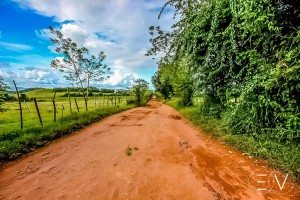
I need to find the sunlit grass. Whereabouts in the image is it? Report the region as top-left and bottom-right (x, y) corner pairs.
(1, 91), (131, 131)
(167, 98), (300, 182)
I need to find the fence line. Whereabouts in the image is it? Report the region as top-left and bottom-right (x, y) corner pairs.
(0, 87), (132, 130)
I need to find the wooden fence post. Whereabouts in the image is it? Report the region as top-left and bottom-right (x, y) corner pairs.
(62, 104), (65, 116)
(114, 95), (117, 106)
(67, 88), (72, 113)
(52, 91), (57, 122)
(13, 80), (23, 130)
(74, 98), (80, 112)
(33, 98), (43, 126)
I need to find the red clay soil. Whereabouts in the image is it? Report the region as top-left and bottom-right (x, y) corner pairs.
(0, 100), (299, 200)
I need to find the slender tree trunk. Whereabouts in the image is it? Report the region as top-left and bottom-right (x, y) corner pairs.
(74, 98), (80, 112)
(80, 88), (88, 112)
(87, 79), (89, 103)
(85, 78), (89, 111)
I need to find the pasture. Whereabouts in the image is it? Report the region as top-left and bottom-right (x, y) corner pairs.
(0, 89), (131, 131)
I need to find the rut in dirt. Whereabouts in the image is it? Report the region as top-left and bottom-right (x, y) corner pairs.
(0, 99), (299, 200)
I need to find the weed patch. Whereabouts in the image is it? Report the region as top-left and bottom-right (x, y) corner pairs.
(125, 146), (132, 156)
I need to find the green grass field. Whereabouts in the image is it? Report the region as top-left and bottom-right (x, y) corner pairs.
(0, 89), (132, 131)
(0, 89), (136, 161)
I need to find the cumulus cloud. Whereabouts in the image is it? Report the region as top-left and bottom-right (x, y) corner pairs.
(102, 68), (137, 86)
(0, 62), (65, 88)
(14, 0), (175, 65)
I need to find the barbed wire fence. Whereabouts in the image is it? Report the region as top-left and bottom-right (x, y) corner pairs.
(3, 80), (132, 130)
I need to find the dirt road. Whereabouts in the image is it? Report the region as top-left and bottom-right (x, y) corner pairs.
(0, 100), (299, 200)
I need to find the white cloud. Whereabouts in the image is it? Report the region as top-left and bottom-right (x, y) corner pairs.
(0, 63), (65, 88)
(35, 29), (50, 40)
(0, 62), (140, 89)
(102, 68), (137, 86)
(60, 24), (89, 45)
(16, 0), (175, 62)
(0, 42), (33, 51)
(10, 0), (176, 88)
(24, 69), (49, 81)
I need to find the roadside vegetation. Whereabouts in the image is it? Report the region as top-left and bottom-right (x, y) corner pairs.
(0, 88), (135, 161)
(0, 76), (9, 112)
(131, 79), (151, 105)
(149, 0), (300, 181)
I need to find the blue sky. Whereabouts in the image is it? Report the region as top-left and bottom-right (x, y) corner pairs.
(0, 0), (175, 89)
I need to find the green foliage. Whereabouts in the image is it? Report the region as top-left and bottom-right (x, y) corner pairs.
(131, 79), (149, 105)
(0, 76), (9, 112)
(144, 90), (154, 102)
(149, 0), (300, 140)
(152, 62), (174, 100)
(153, 91), (164, 101)
(173, 64), (194, 107)
(49, 26), (109, 111)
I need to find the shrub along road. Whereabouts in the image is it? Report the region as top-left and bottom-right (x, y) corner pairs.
(0, 100), (299, 199)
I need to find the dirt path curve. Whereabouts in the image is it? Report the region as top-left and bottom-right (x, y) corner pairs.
(1, 100), (299, 200)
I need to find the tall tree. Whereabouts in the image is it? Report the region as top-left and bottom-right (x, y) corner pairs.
(81, 51), (110, 102)
(151, 62), (174, 100)
(49, 26), (109, 111)
(132, 79), (149, 105)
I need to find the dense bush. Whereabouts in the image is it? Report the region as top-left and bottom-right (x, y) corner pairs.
(131, 79), (149, 105)
(149, 0), (300, 141)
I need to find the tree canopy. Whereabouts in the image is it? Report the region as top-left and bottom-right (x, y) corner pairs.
(49, 26), (110, 111)
(149, 0), (300, 139)
(131, 79), (149, 105)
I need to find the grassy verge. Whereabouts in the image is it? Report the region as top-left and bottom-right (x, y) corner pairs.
(0, 93), (131, 130)
(0, 105), (135, 162)
(166, 98), (300, 182)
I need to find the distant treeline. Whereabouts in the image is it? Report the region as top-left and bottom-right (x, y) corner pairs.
(54, 87), (131, 97)
(1, 87), (132, 102)
(53, 87), (130, 94)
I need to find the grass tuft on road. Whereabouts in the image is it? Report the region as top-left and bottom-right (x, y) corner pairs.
(167, 98), (300, 182)
(125, 146), (133, 156)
